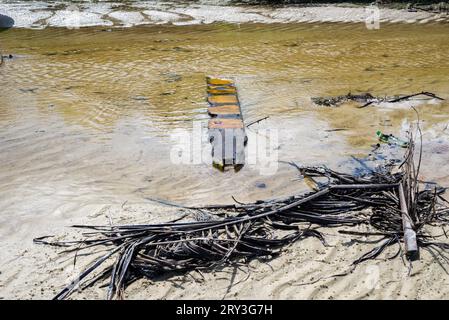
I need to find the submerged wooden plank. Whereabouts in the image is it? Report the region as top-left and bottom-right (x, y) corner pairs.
(207, 87), (237, 95)
(206, 77), (246, 169)
(206, 77), (234, 86)
(209, 128), (246, 168)
(208, 105), (241, 117)
(208, 95), (239, 106)
(208, 118), (244, 129)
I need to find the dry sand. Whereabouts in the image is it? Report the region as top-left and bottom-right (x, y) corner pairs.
(1, 201), (448, 300)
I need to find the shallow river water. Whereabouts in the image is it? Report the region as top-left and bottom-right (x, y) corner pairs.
(1, 22), (449, 239)
(1, 18), (449, 298)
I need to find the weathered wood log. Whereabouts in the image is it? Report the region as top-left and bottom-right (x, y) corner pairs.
(399, 183), (419, 260)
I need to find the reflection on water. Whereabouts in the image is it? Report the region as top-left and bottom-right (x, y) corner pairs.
(0, 22), (449, 240)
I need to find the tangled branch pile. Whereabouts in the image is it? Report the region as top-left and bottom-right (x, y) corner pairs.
(35, 135), (449, 300)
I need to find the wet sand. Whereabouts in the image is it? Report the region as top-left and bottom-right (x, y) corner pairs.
(1, 13), (449, 299)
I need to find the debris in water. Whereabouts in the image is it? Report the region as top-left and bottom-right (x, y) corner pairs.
(0, 53), (13, 66)
(312, 91), (444, 108)
(376, 130), (409, 148)
(311, 93), (375, 107)
(246, 116), (269, 128)
(255, 182), (266, 189)
(19, 88), (38, 94)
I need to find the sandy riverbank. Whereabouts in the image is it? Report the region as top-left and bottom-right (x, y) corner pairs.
(1, 1), (448, 29)
(2, 200), (449, 300)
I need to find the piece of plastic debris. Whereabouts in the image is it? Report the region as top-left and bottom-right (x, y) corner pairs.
(376, 130), (409, 148)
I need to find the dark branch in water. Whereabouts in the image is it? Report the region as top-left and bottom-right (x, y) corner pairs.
(387, 91), (444, 103)
(246, 116), (269, 127)
(311, 91), (444, 108)
(312, 93), (375, 107)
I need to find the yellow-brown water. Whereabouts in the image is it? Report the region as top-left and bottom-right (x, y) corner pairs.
(1, 22), (449, 247)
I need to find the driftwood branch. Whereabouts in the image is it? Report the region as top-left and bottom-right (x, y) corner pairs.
(399, 183), (418, 260)
(246, 116), (269, 128)
(311, 91), (444, 108)
(388, 91), (444, 103)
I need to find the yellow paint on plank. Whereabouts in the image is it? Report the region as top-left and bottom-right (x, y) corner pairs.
(208, 105), (241, 116)
(208, 95), (238, 105)
(206, 77), (234, 86)
(207, 87), (237, 95)
(207, 84), (235, 89)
